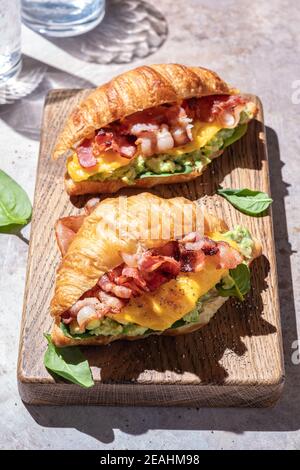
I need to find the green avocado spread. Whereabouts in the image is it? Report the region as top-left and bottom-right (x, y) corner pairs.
(222, 226), (254, 259)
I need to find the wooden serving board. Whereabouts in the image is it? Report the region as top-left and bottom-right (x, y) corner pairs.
(18, 90), (284, 406)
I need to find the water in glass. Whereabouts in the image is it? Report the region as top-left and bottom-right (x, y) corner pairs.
(21, 0), (106, 37)
(0, 0), (22, 84)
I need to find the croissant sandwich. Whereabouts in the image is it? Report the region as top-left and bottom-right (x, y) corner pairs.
(51, 193), (261, 346)
(53, 64), (257, 195)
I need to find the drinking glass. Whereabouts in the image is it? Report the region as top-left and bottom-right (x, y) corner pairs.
(21, 0), (106, 37)
(0, 0), (22, 84)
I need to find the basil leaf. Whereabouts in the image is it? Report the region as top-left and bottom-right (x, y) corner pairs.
(171, 319), (185, 329)
(43, 334), (94, 388)
(139, 165), (193, 179)
(217, 264), (251, 301)
(217, 188), (273, 216)
(222, 123), (248, 149)
(0, 170), (32, 227)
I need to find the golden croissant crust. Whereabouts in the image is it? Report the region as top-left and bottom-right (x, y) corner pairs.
(52, 64), (231, 160)
(50, 193), (228, 318)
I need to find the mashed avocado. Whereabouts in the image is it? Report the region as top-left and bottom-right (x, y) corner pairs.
(92, 321), (149, 337)
(92, 318), (123, 336)
(122, 324), (149, 336)
(182, 301), (203, 323)
(222, 226), (254, 259)
(145, 157), (178, 174)
(91, 318), (147, 337)
(87, 124), (248, 184)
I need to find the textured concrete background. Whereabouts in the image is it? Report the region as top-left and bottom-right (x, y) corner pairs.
(0, 0), (299, 450)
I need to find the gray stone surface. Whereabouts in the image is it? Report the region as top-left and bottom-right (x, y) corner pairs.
(0, 0), (299, 450)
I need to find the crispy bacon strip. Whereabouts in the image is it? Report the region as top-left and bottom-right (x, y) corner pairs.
(138, 252), (181, 276)
(142, 271), (170, 292)
(55, 215), (85, 257)
(61, 235), (244, 325)
(98, 274), (133, 299)
(55, 200), (100, 256)
(120, 106), (167, 130)
(77, 139), (97, 168)
(84, 197), (100, 215)
(216, 241), (243, 269)
(119, 267), (148, 289)
(75, 95), (250, 168)
(98, 290), (126, 313)
(183, 94), (247, 123)
(179, 234), (243, 272)
(64, 297), (109, 328)
(94, 128), (136, 158)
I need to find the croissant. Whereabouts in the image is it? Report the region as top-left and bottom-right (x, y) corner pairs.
(52, 64), (257, 195)
(50, 193), (261, 346)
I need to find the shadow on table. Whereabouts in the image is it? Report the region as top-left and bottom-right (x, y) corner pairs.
(24, 127), (298, 443)
(0, 55), (93, 140)
(45, 0), (168, 64)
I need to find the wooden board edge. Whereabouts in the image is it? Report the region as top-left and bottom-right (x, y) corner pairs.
(16, 90), (58, 384)
(252, 98), (285, 382)
(18, 379), (285, 407)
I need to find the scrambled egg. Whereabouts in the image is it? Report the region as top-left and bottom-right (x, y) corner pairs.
(108, 234), (239, 331)
(67, 150), (130, 182)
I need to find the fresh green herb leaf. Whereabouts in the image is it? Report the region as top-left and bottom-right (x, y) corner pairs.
(222, 123), (248, 149)
(171, 319), (185, 329)
(217, 264), (251, 301)
(217, 188), (273, 216)
(43, 334), (94, 388)
(139, 165), (193, 179)
(0, 170), (32, 227)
